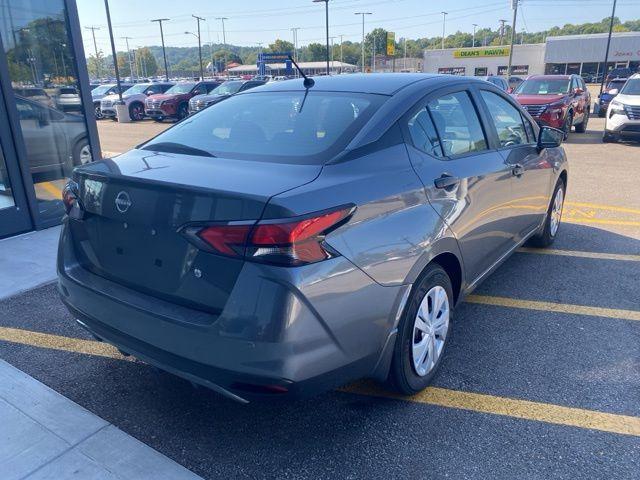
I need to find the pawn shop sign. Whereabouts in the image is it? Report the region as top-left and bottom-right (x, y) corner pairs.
(386, 32), (395, 56)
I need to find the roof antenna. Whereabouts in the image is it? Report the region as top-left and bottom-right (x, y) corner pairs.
(288, 55), (314, 88)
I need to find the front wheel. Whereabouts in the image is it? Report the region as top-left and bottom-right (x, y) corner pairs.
(94, 103), (103, 120)
(129, 102), (145, 121)
(389, 264), (453, 395)
(574, 109), (589, 133)
(562, 113), (573, 140)
(72, 139), (92, 167)
(177, 103), (188, 120)
(602, 131), (617, 143)
(528, 179), (565, 248)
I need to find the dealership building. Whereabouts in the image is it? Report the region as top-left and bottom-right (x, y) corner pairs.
(0, 0), (100, 238)
(423, 32), (640, 78)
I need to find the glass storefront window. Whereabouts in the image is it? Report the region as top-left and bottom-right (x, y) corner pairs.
(0, 144), (16, 211)
(1, 0), (92, 224)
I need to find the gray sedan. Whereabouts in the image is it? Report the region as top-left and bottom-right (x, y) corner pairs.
(58, 74), (567, 403)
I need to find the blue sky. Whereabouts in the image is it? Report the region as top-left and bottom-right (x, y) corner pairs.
(77, 0), (640, 53)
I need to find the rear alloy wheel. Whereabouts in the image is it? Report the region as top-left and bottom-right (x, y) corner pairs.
(528, 179), (565, 248)
(574, 109), (589, 133)
(389, 264), (453, 395)
(72, 140), (92, 166)
(129, 102), (145, 121)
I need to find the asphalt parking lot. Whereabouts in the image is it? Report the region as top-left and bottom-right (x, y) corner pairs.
(1, 116), (639, 478)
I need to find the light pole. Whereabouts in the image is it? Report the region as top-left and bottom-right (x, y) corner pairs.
(103, 0), (122, 102)
(403, 37), (407, 71)
(184, 31), (202, 79)
(313, 0), (330, 75)
(441, 11), (447, 50)
(499, 19), (507, 45)
(215, 17), (228, 77)
(121, 36), (134, 80)
(192, 15), (205, 80)
(151, 18), (170, 81)
(339, 34), (344, 72)
(599, 0), (618, 97)
(354, 12), (372, 72)
(85, 26), (101, 79)
(506, 0), (519, 80)
(472, 24), (478, 48)
(291, 27), (300, 62)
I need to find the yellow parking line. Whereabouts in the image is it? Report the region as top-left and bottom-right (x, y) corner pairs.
(38, 182), (63, 198)
(343, 382), (640, 437)
(565, 201), (640, 216)
(517, 247), (640, 262)
(0, 326), (133, 361)
(563, 217), (640, 227)
(1, 326), (639, 436)
(466, 295), (640, 322)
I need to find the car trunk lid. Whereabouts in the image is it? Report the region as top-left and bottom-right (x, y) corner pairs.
(69, 149), (321, 315)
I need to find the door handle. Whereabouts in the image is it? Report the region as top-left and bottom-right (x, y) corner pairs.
(512, 164), (525, 177)
(434, 173), (460, 190)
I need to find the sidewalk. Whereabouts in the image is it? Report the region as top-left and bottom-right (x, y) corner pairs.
(0, 227), (203, 479)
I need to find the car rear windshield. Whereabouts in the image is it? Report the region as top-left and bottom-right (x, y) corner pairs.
(59, 87), (77, 94)
(141, 91), (386, 164)
(92, 85), (114, 95)
(165, 83), (195, 94)
(516, 79), (570, 95)
(607, 80), (626, 91)
(621, 78), (640, 95)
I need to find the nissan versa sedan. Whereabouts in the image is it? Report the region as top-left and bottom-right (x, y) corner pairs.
(58, 74), (568, 403)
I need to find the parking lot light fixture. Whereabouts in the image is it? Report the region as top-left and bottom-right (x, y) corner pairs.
(192, 15), (206, 80)
(151, 18), (170, 81)
(313, 0), (330, 75)
(354, 12), (372, 72)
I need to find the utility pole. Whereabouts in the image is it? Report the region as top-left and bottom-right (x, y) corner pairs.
(151, 18), (170, 81)
(339, 34), (344, 72)
(599, 0), (618, 97)
(85, 26), (101, 79)
(403, 37), (407, 70)
(313, 0), (330, 75)
(472, 24), (478, 48)
(329, 36), (335, 63)
(499, 19), (508, 45)
(441, 12), (447, 50)
(103, 1), (122, 102)
(506, 0), (518, 80)
(291, 27), (300, 61)
(121, 36), (134, 81)
(215, 17), (228, 77)
(192, 15), (205, 80)
(354, 12), (372, 72)
(372, 36), (375, 72)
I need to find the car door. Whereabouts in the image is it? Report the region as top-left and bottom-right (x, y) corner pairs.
(570, 76), (585, 123)
(403, 87), (516, 283)
(476, 88), (554, 239)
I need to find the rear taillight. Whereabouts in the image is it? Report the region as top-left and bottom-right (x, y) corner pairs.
(181, 206), (355, 266)
(62, 180), (81, 217)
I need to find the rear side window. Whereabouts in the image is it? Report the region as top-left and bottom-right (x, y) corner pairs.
(407, 109), (443, 158)
(142, 91), (385, 164)
(427, 92), (487, 156)
(480, 91), (530, 147)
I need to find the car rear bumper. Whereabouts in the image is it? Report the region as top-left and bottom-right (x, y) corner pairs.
(57, 221), (406, 402)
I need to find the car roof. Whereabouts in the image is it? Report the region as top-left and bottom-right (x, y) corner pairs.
(254, 73), (448, 95)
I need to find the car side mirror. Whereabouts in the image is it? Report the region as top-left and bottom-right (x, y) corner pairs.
(608, 88), (619, 95)
(37, 109), (50, 127)
(507, 87), (513, 94)
(537, 126), (563, 150)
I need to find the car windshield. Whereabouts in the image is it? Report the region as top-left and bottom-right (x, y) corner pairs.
(59, 87), (77, 94)
(165, 83), (195, 94)
(92, 85), (114, 95)
(620, 78), (640, 95)
(210, 81), (243, 95)
(141, 91), (385, 164)
(607, 80), (626, 92)
(516, 79), (570, 95)
(123, 84), (150, 95)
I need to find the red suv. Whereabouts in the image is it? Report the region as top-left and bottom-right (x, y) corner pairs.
(512, 74), (591, 138)
(145, 80), (220, 121)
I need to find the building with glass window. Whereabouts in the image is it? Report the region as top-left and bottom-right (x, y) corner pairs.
(422, 32), (640, 80)
(0, 0), (100, 238)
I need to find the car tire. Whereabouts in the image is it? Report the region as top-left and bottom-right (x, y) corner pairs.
(562, 112), (573, 140)
(389, 264), (453, 395)
(153, 117), (164, 123)
(72, 139), (92, 167)
(602, 131), (617, 143)
(129, 102), (145, 122)
(177, 103), (188, 120)
(94, 103), (103, 120)
(574, 109), (589, 133)
(528, 179), (565, 248)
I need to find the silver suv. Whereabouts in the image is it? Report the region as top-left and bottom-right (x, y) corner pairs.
(100, 83), (174, 121)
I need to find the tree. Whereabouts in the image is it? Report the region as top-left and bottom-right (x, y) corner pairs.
(364, 28), (389, 65)
(268, 39), (294, 53)
(135, 47), (158, 77)
(305, 43), (326, 62)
